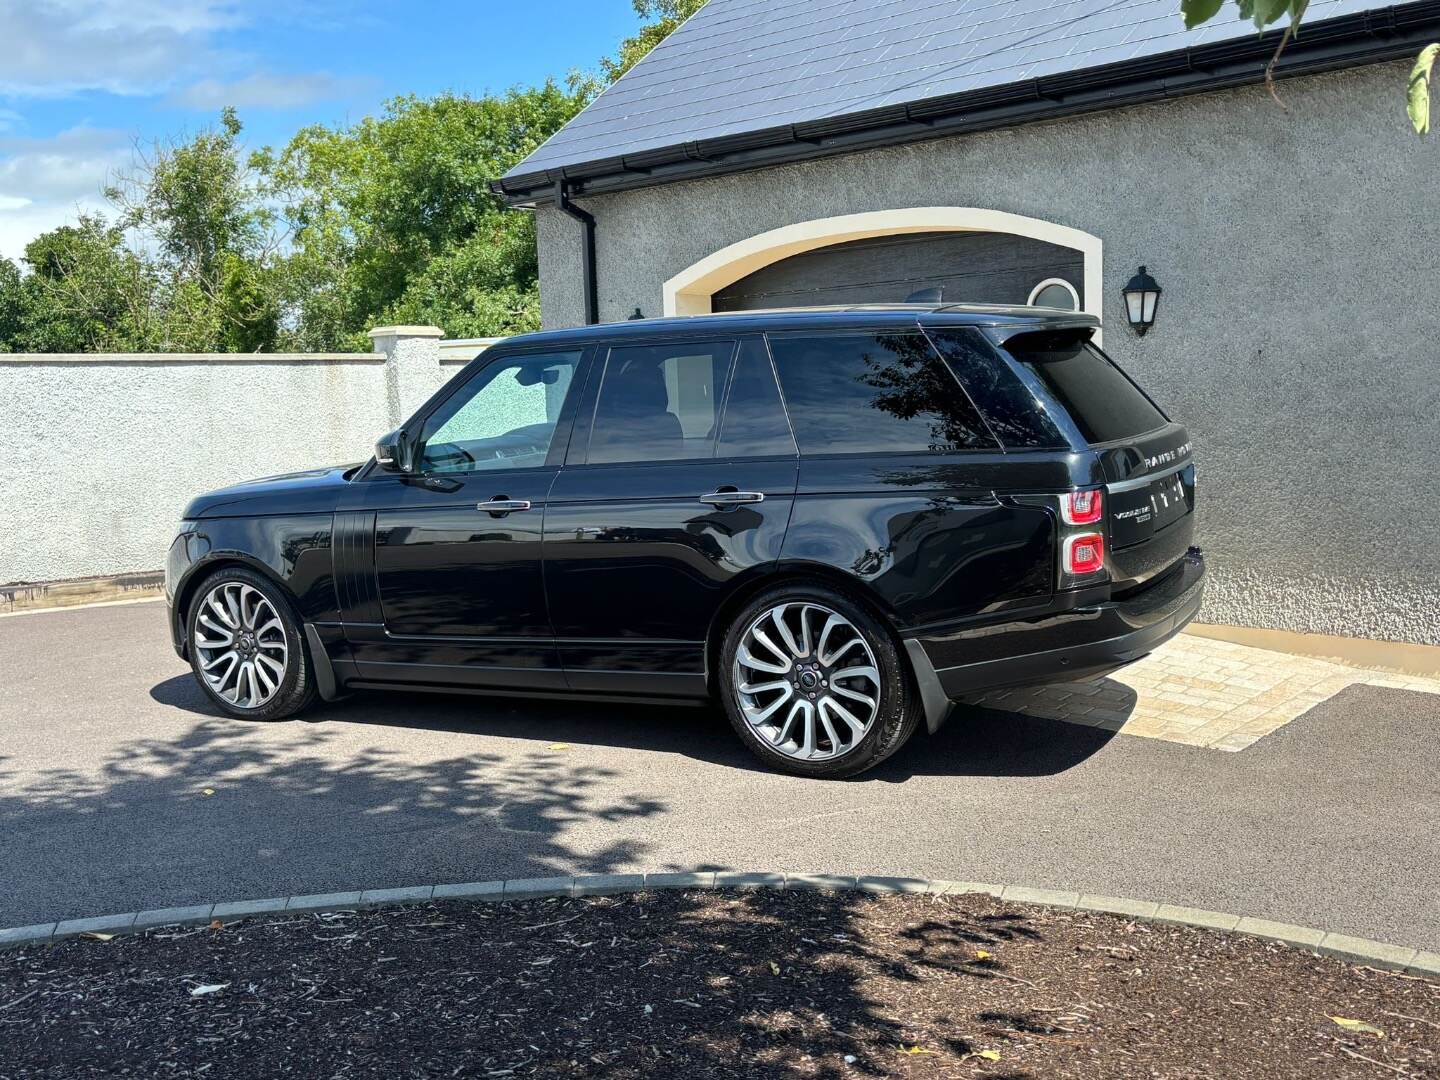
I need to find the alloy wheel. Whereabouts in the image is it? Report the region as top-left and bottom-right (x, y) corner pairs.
(192, 582), (289, 709)
(732, 602), (882, 761)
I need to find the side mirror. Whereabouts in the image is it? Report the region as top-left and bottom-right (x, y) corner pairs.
(374, 429), (413, 473)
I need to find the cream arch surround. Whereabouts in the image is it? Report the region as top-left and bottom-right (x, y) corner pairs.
(661, 206), (1104, 343)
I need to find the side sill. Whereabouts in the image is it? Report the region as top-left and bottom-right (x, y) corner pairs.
(338, 679), (710, 710)
(903, 638), (955, 735)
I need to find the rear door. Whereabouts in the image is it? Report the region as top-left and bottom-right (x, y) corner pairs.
(769, 328), (1060, 632)
(998, 329), (1196, 589)
(543, 335), (798, 697)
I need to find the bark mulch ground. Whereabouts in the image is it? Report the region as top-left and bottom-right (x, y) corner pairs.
(2, 889), (1437, 1079)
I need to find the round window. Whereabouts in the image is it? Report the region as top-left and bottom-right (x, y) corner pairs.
(1027, 278), (1080, 311)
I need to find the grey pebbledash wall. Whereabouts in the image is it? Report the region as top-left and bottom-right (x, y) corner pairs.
(532, 60), (1440, 646)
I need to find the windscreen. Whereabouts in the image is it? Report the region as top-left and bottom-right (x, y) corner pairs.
(1003, 331), (1168, 445)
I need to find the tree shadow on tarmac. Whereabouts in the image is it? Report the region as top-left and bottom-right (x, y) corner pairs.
(0, 675), (1105, 1076)
(3, 671), (1120, 924)
(149, 673), (1121, 782)
(0, 692), (665, 924)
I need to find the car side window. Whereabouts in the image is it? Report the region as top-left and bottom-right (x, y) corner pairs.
(925, 329), (1069, 449)
(587, 340), (736, 464)
(767, 332), (997, 455)
(716, 338), (797, 458)
(417, 350), (582, 474)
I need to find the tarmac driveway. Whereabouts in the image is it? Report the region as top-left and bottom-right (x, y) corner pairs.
(2, 602), (1437, 951)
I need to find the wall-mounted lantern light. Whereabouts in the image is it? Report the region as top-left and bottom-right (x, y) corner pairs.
(1122, 266), (1161, 336)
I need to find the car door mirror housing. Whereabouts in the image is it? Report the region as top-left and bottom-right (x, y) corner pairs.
(374, 429), (414, 473)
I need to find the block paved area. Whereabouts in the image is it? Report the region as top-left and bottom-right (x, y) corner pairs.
(963, 632), (1440, 751)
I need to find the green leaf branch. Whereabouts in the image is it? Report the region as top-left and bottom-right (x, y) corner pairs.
(1180, 0), (1435, 134)
(1411, 44), (1438, 135)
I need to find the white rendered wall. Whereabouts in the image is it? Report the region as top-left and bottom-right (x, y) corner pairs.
(1, 330), (465, 584)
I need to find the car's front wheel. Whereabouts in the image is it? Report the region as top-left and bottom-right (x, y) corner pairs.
(718, 584), (921, 778)
(186, 567), (316, 721)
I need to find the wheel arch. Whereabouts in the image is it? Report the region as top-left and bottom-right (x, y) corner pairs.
(704, 562), (905, 697)
(173, 554), (302, 656)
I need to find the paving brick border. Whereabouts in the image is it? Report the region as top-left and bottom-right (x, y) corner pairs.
(2, 874), (1434, 978)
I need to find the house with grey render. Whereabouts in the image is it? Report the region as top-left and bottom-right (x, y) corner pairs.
(492, 0), (1440, 646)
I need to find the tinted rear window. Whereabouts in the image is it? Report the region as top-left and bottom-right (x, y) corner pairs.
(768, 332), (997, 455)
(1003, 331), (1168, 445)
(926, 329), (1068, 450)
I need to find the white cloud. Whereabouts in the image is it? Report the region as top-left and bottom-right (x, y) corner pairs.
(170, 72), (373, 110)
(0, 127), (132, 202)
(0, 0), (247, 97)
(0, 1), (364, 99)
(0, 126), (132, 261)
(0, 1), (371, 257)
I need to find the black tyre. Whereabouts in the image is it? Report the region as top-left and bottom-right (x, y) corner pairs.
(718, 583), (921, 778)
(185, 566), (317, 721)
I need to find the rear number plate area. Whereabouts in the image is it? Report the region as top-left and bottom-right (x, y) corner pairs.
(1149, 472), (1188, 530)
(1109, 467), (1192, 548)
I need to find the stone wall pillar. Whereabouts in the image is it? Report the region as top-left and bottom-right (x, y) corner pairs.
(368, 325), (444, 428)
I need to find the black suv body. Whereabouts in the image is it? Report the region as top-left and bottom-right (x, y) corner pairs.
(167, 305), (1203, 777)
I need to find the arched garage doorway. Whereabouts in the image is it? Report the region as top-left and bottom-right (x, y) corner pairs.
(712, 231), (1083, 312)
(663, 207), (1104, 341)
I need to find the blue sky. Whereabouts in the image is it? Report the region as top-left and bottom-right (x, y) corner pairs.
(0, 1), (641, 259)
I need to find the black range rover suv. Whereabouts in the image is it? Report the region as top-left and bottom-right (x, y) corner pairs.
(167, 305), (1203, 778)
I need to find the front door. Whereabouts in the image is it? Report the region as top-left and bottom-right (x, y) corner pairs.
(342, 346), (587, 689)
(544, 336), (799, 697)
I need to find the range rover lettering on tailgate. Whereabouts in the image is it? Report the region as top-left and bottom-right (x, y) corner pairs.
(166, 304), (1203, 778)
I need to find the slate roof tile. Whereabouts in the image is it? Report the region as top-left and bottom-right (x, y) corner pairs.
(504, 0), (1384, 180)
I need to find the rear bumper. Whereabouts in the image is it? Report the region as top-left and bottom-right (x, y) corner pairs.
(918, 547), (1206, 702)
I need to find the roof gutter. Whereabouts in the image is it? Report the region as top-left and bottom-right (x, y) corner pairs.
(554, 181), (599, 325)
(492, 0), (1438, 206)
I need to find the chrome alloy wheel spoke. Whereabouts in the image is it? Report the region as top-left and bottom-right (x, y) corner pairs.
(193, 582), (288, 709)
(733, 602), (881, 762)
(194, 613), (234, 648)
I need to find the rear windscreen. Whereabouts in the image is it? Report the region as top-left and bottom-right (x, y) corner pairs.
(1003, 331), (1168, 445)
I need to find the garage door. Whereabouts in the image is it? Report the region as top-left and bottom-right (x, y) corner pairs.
(711, 231), (1083, 312)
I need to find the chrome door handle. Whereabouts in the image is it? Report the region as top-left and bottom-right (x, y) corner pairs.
(699, 490), (764, 507)
(478, 497), (532, 514)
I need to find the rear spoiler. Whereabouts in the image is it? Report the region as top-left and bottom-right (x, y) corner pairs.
(988, 321), (1099, 347)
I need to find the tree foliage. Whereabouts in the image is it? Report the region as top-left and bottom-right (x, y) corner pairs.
(0, 1), (706, 352)
(10, 216), (155, 352)
(0, 111), (280, 352)
(261, 85), (585, 349)
(0, 257), (22, 349)
(1179, 0), (1435, 134)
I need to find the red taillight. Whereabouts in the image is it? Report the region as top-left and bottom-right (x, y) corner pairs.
(1063, 532), (1105, 575)
(1061, 489), (1103, 525)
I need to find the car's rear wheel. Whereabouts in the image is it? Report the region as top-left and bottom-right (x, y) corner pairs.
(719, 584), (921, 778)
(186, 567), (316, 721)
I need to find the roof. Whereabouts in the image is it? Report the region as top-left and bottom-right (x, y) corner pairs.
(481, 303), (1099, 351)
(496, 0), (1437, 204)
